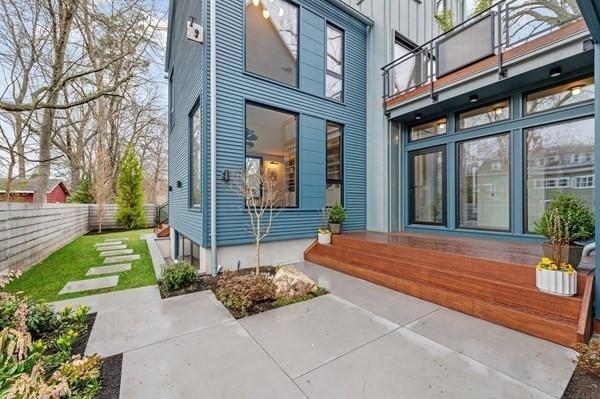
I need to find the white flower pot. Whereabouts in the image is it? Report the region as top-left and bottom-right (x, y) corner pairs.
(318, 233), (331, 245)
(536, 269), (577, 296)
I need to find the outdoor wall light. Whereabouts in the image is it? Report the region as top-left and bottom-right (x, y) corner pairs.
(222, 169), (230, 182)
(415, 113), (423, 120)
(469, 95), (479, 103)
(168, 185), (173, 192)
(176, 180), (182, 188)
(570, 86), (583, 96)
(549, 67), (562, 78)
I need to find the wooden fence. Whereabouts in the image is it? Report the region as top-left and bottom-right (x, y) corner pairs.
(89, 204), (156, 230)
(0, 203), (156, 272)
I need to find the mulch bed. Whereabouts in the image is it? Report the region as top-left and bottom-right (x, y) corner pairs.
(563, 367), (600, 398)
(158, 276), (212, 299)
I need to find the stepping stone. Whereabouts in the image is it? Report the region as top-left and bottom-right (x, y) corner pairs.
(96, 244), (127, 251)
(96, 241), (122, 247)
(99, 249), (134, 257)
(86, 263), (132, 276)
(59, 276), (119, 295)
(104, 254), (140, 264)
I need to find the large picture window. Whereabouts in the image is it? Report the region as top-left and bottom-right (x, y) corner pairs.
(326, 122), (343, 206)
(245, 0), (298, 86)
(245, 102), (298, 207)
(458, 134), (510, 231)
(190, 101), (202, 208)
(525, 118), (595, 232)
(326, 23), (344, 101)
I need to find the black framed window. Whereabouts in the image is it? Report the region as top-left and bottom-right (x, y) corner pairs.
(245, 102), (298, 207)
(326, 122), (343, 206)
(409, 117), (447, 142)
(409, 146), (446, 226)
(524, 117), (595, 232)
(393, 33), (419, 94)
(458, 133), (510, 231)
(245, 0), (299, 86)
(190, 100), (202, 208)
(524, 76), (594, 115)
(457, 99), (510, 130)
(326, 23), (344, 101)
(168, 70), (174, 131)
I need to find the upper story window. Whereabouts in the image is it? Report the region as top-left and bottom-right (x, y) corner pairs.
(457, 99), (510, 130)
(245, 102), (298, 207)
(524, 76), (594, 115)
(410, 117), (447, 142)
(190, 100), (202, 208)
(326, 23), (344, 101)
(393, 33), (419, 94)
(168, 70), (174, 131)
(245, 0), (298, 87)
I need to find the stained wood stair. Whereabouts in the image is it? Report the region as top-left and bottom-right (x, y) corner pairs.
(304, 232), (595, 347)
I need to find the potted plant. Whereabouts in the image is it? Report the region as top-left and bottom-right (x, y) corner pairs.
(328, 203), (347, 234)
(534, 193), (594, 268)
(318, 227), (332, 245)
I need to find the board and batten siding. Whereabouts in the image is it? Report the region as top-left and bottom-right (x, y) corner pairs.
(209, 0), (368, 247)
(166, 0), (205, 246)
(0, 203), (90, 272)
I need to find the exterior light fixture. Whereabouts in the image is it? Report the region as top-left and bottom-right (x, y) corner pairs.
(469, 95), (479, 103)
(263, 9), (270, 18)
(549, 67), (562, 78)
(570, 86), (583, 96)
(415, 113), (423, 120)
(176, 180), (182, 188)
(437, 122), (446, 130)
(252, 0), (260, 6)
(269, 161), (280, 166)
(493, 107), (504, 116)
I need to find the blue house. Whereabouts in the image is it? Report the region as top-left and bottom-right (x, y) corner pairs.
(165, 0), (371, 271)
(167, 0), (600, 342)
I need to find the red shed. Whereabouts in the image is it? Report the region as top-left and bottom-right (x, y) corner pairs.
(0, 178), (70, 203)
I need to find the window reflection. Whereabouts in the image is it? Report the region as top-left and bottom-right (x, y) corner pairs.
(525, 77), (594, 115)
(410, 118), (447, 142)
(410, 148), (445, 225)
(326, 24), (344, 101)
(458, 100), (510, 130)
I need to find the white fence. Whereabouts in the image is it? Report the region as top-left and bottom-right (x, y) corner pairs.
(0, 203), (156, 272)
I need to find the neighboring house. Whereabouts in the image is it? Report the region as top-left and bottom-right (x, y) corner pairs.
(0, 178), (70, 203)
(166, 0), (600, 320)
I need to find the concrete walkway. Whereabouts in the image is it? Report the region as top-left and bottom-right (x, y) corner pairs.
(51, 261), (577, 399)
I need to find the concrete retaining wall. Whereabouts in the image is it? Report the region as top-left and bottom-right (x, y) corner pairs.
(1, 203), (157, 272)
(89, 204), (155, 230)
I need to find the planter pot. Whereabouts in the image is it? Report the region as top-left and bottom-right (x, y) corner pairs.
(536, 268), (577, 296)
(318, 233), (331, 245)
(329, 223), (341, 234)
(542, 243), (583, 267)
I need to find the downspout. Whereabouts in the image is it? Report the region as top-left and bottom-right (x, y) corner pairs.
(209, 0), (218, 276)
(594, 42), (600, 320)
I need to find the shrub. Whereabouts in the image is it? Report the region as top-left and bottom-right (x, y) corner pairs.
(161, 262), (198, 292)
(328, 203), (347, 224)
(216, 272), (276, 315)
(535, 193), (595, 243)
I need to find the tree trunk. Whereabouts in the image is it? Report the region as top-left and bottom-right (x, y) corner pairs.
(256, 239), (260, 276)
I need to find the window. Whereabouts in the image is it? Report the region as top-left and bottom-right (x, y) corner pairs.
(392, 34), (419, 94)
(410, 117), (447, 142)
(458, 134), (510, 231)
(190, 100), (201, 208)
(326, 23), (344, 101)
(168, 70), (174, 130)
(524, 76), (594, 115)
(525, 118), (595, 232)
(457, 100), (510, 130)
(245, 102), (298, 207)
(245, 0), (298, 86)
(326, 122), (343, 206)
(409, 147), (446, 225)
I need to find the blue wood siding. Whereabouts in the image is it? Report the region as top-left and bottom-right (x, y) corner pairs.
(299, 9), (325, 97)
(299, 115), (326, 209)
(202, 0), (368, 247)
(166, 0), (206, 247)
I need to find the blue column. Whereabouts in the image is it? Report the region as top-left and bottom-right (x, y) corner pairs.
(595, 43), (600, 319)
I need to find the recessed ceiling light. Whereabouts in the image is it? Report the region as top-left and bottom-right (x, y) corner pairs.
(437, 122), (446, 130)
(493, 107), (504, 116)
(415, 113), (423, 120)
(549, 67), (562, 78)
(469, 95), (479, 103)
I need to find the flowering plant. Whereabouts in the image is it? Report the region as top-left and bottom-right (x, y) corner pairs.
(536, 257), (575, 274)
(318, 227), (331, 234)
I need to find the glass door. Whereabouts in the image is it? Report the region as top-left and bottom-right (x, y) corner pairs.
(409, 146), (446, 226)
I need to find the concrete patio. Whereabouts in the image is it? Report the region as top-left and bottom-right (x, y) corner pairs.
(51, 261), (578, 399)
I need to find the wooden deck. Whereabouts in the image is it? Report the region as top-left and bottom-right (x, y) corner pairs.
(304, 231), (595, 347)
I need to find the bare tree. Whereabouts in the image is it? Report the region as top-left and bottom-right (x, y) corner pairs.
(229, 167), (281, 276)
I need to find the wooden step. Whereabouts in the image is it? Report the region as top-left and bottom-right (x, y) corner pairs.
(154, 224), (170, 238)
(305, 235), (595, 347)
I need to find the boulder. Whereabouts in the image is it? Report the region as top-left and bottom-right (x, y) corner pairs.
(272, 266), (317, 298)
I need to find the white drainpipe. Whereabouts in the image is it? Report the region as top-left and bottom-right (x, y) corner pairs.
(209, 0), (218, 275)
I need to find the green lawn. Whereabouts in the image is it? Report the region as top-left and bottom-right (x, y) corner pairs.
(6, 229), (157, 302)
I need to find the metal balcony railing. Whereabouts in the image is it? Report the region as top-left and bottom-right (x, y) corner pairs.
(382, 0), (583, 102)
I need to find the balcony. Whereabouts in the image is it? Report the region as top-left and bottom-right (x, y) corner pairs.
(382, 0), (587, 110)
